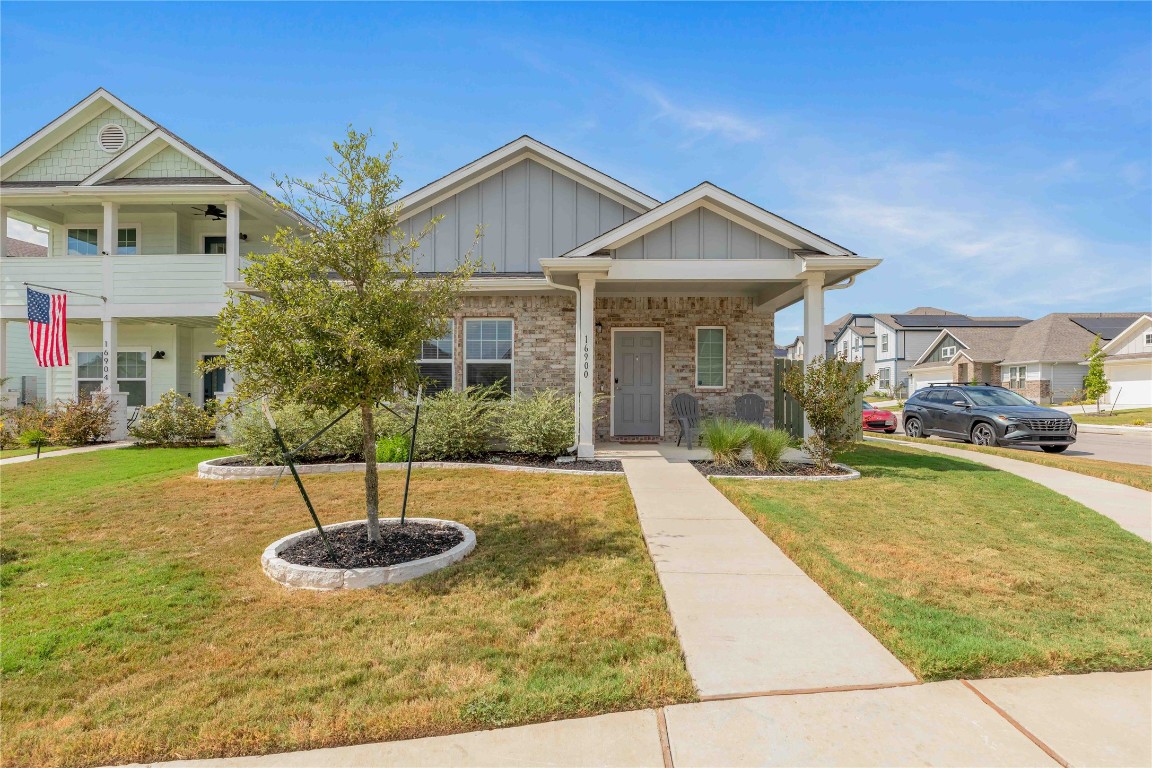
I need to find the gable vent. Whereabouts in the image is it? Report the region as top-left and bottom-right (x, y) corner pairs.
(98, 124), (127, 153)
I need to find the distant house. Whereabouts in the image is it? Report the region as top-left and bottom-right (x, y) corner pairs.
(4, 236), (46, 258)
(908, 326), (1021, 391)
(829, 314), (877, 380)
(1087, 314), (1152, 408)
(781, 313), (854, 363)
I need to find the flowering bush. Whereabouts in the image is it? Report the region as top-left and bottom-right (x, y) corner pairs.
(49, 393), (116, 446)
(130, 390), (216, 446)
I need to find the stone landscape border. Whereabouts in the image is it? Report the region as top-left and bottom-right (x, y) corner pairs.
(197, 455), (621, 479)
(262, 518), (477, 590)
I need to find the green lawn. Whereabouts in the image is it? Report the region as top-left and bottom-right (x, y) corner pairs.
(715, 443), (1152, 681)
(0, 445), (69, 459)
(1071, 407), (1152, 426)
(1, 447), (693, 768)
(871, 432), (1152, 492)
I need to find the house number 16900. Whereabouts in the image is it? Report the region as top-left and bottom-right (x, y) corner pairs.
(582, 335), (590, 379)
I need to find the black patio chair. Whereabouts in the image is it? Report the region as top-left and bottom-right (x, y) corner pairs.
(734, 394), (766, 427)
(671, 393), (702, 448)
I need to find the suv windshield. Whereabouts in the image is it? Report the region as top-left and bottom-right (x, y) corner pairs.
(963, 388), (1035, 407)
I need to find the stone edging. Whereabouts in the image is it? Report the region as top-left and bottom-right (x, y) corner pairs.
(703, 463), (861, 481)
(197, 455), (621, 479)
(262, 518), (476, 590)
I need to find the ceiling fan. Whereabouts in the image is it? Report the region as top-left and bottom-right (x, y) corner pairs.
(191, 204), (227, 220)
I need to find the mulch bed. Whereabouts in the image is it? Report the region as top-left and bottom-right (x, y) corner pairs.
(278, 521), (464, 569)
(691, 460), (850, 478)
(220, 452), (623, 472)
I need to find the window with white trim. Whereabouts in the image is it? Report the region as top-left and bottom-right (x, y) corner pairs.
(1009, 366), (1027, 389)
(67, 228), (99, 256)
(881, 333), (889, 353)
(878, 367), (891, 390)
(117, 227), (138, 255)
(76, 351), (104, 399)
(1144, 332), (1152, 345)
(117, 351), (148, 407)
(417, 325), (454, 395)
(940, 345), (957, 359)
(464, 319), (513, 396)
(696, 327), (726, 389)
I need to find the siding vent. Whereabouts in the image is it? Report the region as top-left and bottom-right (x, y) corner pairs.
(98, 124), (127, 153)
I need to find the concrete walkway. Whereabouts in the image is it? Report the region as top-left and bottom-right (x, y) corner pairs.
(873, 437), (1152, 542)
(0, 440), (134, 466)
(134, 671), (1151, 767)
(611, 444), (915, 698)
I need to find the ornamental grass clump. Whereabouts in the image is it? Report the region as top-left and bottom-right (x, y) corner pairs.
(702, 418), (752, 467)
(748, 427), (793, 472)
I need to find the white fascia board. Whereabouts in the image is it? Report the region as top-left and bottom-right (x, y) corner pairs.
(79, 130), (241, 186)
(911, 329), (963, 366)
(1, 88), (157, 180)
(799, 255), (882, 271)
(1100, 315), (1152, 354)
(562, 183), (857, 259)
(601, 258), (805, 283)
(395, 137), (659, 221)
(463, 277), (554, 292)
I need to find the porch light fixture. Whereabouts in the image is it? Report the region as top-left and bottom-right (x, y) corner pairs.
(152, 351), (166, 360)
(595, 322), (603, 334)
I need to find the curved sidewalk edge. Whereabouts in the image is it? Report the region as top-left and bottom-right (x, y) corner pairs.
(872, 438), (1151, 542)
(0, 440), (134, 466)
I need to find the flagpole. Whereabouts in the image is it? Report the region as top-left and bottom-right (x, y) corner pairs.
(22, 282), (107, 302)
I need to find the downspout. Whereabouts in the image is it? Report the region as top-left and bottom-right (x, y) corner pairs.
(824, 275), (856, 292)
(544, 271), (582, 454)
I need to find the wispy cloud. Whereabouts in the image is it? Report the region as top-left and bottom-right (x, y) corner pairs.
(636, 83), (766, 144)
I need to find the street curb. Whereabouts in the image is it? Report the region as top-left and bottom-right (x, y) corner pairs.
(1074, 424), (1152, 435)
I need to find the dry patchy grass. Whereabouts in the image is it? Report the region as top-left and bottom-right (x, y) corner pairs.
(1, 447), (693, 767)
(1071, 407), (1152, 426)
(716, 443), (1152, 681)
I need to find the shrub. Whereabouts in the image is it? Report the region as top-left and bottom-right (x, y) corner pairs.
(18, 428), (49, 452)
(783, 355), (876, 471)
(376, 432), (410, 463)
(130, 390), (216, 446)
(748, 427), (793, 471)
(232, 403), (364, 465)
(49, 394), (116, 446)
(499, 389), (575, 457)
(4, 402), (53, 438)
(702, 418), (752, 467)
(380, 386), (499, 461)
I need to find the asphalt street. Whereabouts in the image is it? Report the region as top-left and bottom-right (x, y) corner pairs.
(887, 421), (1152, 467)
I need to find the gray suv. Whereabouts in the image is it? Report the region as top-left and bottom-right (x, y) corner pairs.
(902, 384), (1076, 453)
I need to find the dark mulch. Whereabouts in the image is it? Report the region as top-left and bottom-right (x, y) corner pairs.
(278, 521), (464, 569)
(691, 460), (850, 478)
(221, 452), (623, 472)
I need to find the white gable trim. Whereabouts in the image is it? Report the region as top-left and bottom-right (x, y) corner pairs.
(912, 329), (969, 366)
(395, 136), (659, 222)
(560, 183), (855, 259)
(1100, 315), (1152, 354)
(1, 88), (157, 180)
(77, 129), (238, 186)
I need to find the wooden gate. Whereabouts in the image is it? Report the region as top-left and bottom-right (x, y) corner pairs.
(773, 359), (805, 440)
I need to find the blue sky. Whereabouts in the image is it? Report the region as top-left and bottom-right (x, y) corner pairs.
(3, 2), (1149, 342)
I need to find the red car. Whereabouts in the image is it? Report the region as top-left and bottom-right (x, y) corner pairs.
(862, 402), (898, 433)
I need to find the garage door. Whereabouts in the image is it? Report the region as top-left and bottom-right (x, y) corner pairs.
(909, 369), (951, 395)
(1106, 363), (1152, 407)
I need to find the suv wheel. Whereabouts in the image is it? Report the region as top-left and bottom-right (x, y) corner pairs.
(904, 416), (923, 438)
(971, 422), (997, 447)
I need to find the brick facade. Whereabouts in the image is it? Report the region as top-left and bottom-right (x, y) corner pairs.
(592, 296), (774, 440)
(444, 293), (775, 443)
(1010, 379), (1052, 402)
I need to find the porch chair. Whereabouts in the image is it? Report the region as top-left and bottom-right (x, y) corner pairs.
(671, 393), (703, 448)
(733, 394), (766, 427)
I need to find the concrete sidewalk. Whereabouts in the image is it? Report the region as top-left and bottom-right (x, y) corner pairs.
(616, 445), (915, 698)
(875, 437), (1152, 542)
(134, 671), (1151, 767)
(0, 440), (134, 466)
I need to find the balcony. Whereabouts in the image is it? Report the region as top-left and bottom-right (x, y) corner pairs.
(1, 253), (227, 318)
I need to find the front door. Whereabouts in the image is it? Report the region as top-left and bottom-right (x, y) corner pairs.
(202, 355), (225, 403)
(613, 331), (661, 436)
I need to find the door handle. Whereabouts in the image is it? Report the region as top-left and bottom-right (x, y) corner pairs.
(614, 378), (619, 384)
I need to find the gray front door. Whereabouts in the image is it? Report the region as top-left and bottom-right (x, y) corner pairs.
(613, 331), (661, 436)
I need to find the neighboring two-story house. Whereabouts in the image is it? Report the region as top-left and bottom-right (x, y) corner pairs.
(1094, 314), (1152, 407)
(2, 89), (881, 455)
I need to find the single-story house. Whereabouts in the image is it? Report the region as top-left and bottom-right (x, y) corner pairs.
(1, 88), (881, 455)
(908, 326), (1020, 391)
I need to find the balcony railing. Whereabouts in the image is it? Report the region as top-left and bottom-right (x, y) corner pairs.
(1, 254), (227, 310)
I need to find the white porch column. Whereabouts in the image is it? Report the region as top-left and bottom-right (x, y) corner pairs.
(1, 206), (8, 258)
(226, 200), (240, 282)
(101, 318), (128, 440)
(577, 274), (597, 459)
(802, 273), (825, 438)
(102, 201), (119, 255)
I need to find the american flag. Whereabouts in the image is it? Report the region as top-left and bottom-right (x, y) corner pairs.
(27, 288), (69, 367)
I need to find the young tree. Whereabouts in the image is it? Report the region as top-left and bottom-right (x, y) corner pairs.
(1083, 335), (1109, 407)
(212, 129), (477, 543)
(782, 354), (876, 471)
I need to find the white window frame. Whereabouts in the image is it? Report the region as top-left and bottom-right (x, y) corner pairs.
(881, 333), (889, 353)
(695, 326), (727, 390)
(416, 322), (455, 394)
(66, 224), (142, 256)
(73, 346), (150, 405)
(940, 345), (957, 359)
(878, 367), (891, 390)
(463, 318), (514, 394)
(1144, 332), (1152, 346)
(1008, 365), (1027, 389)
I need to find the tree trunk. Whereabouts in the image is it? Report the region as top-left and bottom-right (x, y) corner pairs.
(361, 402), (381, 544)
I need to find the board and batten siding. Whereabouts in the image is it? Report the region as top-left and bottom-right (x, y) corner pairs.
(398, 158), (642, 273)
(614, 208), (791, 260)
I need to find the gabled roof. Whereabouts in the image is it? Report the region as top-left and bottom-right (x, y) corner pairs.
(395, 135), (660, 221)
(78, 129), (241, 186)
(4, 236), (47, 258)
(911, 326), (1019, 367)
(825, 313), (855, 342)
(560, 182), (856, 259)
(1099, 315), (1152, 355)
(1002, 312), (1148, 364)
